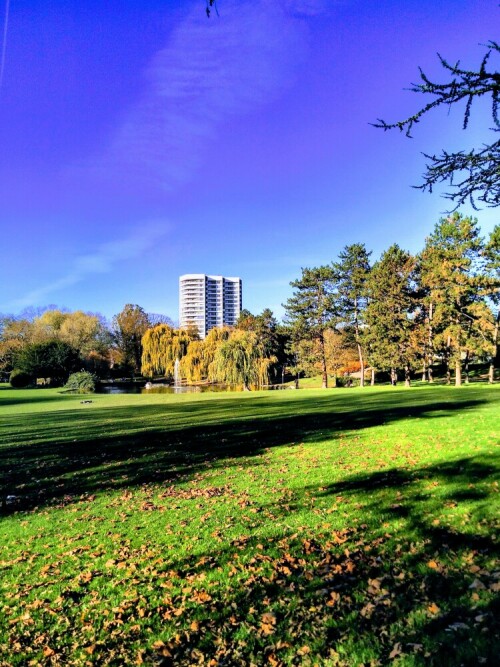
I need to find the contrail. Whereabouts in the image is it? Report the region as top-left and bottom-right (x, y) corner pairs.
(0, 0), (10, 92)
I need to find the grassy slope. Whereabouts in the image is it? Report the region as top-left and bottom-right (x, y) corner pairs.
(0, 384), (499, 666)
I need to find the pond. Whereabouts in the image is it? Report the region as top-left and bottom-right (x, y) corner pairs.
(98, 383), (255, 395)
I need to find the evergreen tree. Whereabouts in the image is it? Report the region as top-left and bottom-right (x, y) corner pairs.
(364, 245), (418, 386)
(332, 243), (371, 387)
(375, 38), (500, 208)
(419, 213), (485, 385)
(284, 266), (338, 388)
(484, 225), (500, 382)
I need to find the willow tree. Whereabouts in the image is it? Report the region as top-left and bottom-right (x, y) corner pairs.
(179, 340), (205, 383)
(141, 325), (192, 378)
(209, 330), (276, 390)
(201, 327), (232, 372)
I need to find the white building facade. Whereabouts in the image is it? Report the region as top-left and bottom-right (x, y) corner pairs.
(179, 274), (242, 339)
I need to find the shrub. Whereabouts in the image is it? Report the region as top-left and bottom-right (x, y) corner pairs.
(9, 369), (33, 388)
(64, 371), (98, 393)
(335, 375), (359, 388)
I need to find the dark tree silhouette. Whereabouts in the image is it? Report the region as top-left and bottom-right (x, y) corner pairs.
(375, 40), (500, 209)
(205, 0), (218, 18)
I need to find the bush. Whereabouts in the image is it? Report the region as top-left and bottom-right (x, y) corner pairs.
(335, 375), (359, 388)
(9, 369), (33, 388)
(64, 371), (98, 393)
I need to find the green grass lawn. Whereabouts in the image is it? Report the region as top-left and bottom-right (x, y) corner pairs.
(0, 384), (499, 666)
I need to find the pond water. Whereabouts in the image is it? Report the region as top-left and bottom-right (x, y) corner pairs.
(98, 383), (247, 395)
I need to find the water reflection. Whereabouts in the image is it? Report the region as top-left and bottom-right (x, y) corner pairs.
(98, 383), (242, 395)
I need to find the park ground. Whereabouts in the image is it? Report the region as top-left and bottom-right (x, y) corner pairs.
(0, 384), (499, 666)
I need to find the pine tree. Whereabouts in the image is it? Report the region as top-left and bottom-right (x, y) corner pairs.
(332, 243), (371, 387)
(419, 213), (485, 386)
(484, 225), (500, 382)
(364, 245), (418, 386)
(284, 266), (338, 388)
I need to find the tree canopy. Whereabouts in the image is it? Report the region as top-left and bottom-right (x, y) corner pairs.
(284, 266), (338, 389)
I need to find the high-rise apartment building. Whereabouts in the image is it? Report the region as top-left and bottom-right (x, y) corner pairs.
(179, 274), (242, 339)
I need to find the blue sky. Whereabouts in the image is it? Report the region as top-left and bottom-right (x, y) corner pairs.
(0, 0), (498, 322)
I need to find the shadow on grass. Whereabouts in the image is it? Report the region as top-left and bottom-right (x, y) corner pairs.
(2, 388), (499, 665)
(139, 454), (499, 666)
(0, 394), (75, 407)
(0, 388), (493, 513)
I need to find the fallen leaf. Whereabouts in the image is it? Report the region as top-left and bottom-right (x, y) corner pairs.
(428, 602), (440, 615)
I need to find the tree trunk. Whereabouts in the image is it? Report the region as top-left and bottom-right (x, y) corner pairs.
(427, 301), (434, 383)
(390, 367), (397, 386)
(489, 310), (499, 384)
(464, 350), (470, 384)
(455, 358), (462, 386)
(421, 361), (426, 382)
(354, 303), (364, 388)
(371, 368), (375, 386)
(445, 335), (451, 385)
(427, 365), (433, 383)
(320, 333), (328, 388)
(405, 364), (411, 387)
(357, 342), (365, 388)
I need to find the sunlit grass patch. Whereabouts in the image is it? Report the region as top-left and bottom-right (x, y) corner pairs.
(0, 384), (499, 665)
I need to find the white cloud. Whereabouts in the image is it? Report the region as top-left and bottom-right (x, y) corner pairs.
(9, 223), (169, 309)
(79, 0), (308, 191)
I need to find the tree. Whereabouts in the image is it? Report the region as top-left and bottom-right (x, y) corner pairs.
(179, 340), (205, 384)
(141, 324), (192, 379)
(284, 266), (338, 388)
(375, 40), (500, 208)
(419, 213), (486, 386)
(484, 224), (500, 382)
(0, 309), (111, 377)
(58, 311), (106, 357)
(147, 312), (174, 327)
(324, 328), (360, 386)
(205, 0), (218, 18)
(16, 341), (80, 385)
(209, 330), (275, 390)
(236, 308), (286, 381)
(113, 305), (150, 375)
(332, 243), (371, 386)
(364, 245), (419, 386)
(0, 316), (33, 373)
(31, 309), (68, 341)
